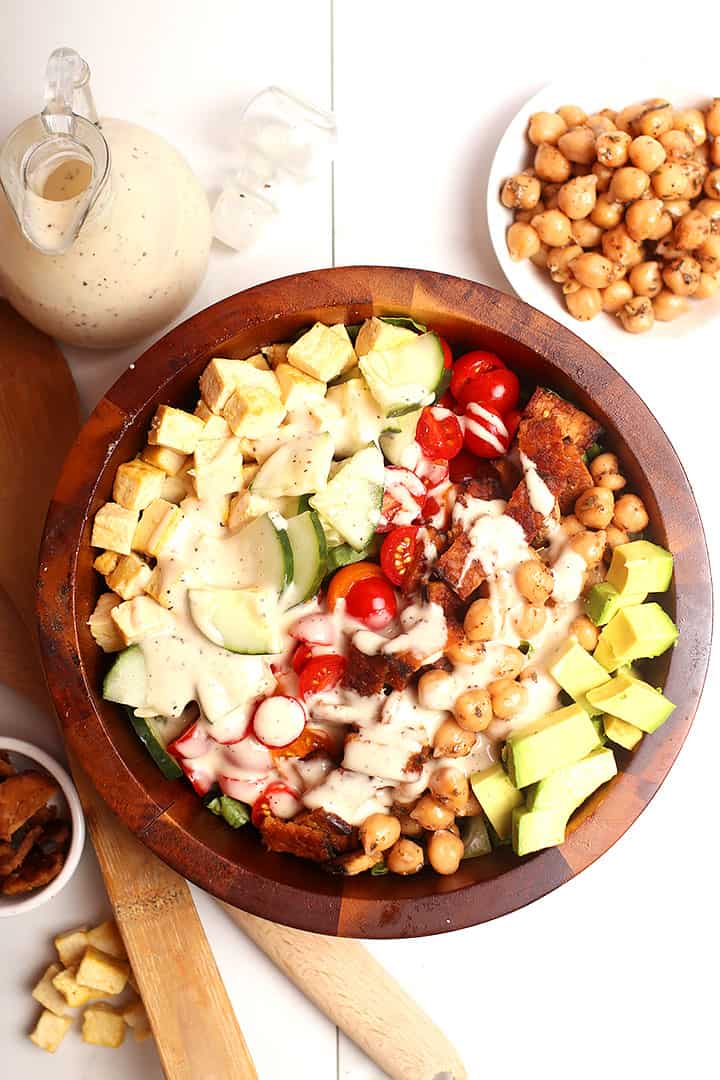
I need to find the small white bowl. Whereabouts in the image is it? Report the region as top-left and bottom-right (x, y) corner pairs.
(487, 79), (720, 352)
(0, 737), (85, 917)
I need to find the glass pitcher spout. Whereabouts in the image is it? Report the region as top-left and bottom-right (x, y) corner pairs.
(0, 48), (110, 255)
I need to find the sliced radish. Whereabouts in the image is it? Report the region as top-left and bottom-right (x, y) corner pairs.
(414, 455), (450, 488)
(168, 719), (211, 760)
(219, 771), (270, 803)
(178, 758), (215, 796)
(223, 733), (273, 772)
(290, 613), (335, 646)
(252, 781), (302, 825)
(378, 466), (426, 531)
(253, 695), (306, 748)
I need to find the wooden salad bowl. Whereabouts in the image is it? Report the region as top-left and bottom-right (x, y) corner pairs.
(36, 267), (712, 938)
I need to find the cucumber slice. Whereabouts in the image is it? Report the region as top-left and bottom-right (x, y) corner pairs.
(103, 646), (147, 708)
(189, 586), (282, 654)
(379, 408), (422, 466)
(125, 709), (183, 779)
(359, 332), (445, 417)
(205, 793), (250, 828)
(226, 511), (293, 592)
(380, 315), (427, 333)
(326, 537), (380, 573)
(285, 511), (328, 605)
(250, 432), (334, 498)
(326, 379), (401, 458)
(310, 445), (384, 551)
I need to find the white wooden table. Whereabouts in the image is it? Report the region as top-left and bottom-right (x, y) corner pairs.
(1, 2), (717, 1078)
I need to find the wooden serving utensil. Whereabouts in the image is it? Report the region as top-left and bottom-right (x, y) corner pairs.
(0, 299), (467, 1080)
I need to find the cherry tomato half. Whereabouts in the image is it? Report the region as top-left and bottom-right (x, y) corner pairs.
(345, 576), (397, 630)
(377, 467), (426, 531)
(291, 643), (314, 674)
(298, 654), (346, 699)
(415, 406), (463, 460)
(463, 402), (511, 459)
(449, 447), (482, 483)
(450, 351), (505, 407)
(252, 781), (301, 827)
(504, 408), (522, 442)
(380, 526), (420, 587)
(460, 367), (519, 416)
(326, 562), (383, 611)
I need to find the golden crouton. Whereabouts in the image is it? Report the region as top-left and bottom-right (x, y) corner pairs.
(32, 963), (69, 1017)
(54, 927), (89, 968)
(91, 502), (138, 555)
(148, 404), (205, 455)
(93, 551), (119, 576)
(132, 498), (184, 557)
(52, 965), (93, 1008)
(87, 919), (127, 960)
(106, 553), (152, 600)
(141, 443), (188, 476)
(110, 596), (174, 647)
(112, 459), (165, 511)
(29, 1009), (72, 1053)
(122, 997), (152, 1041)
(81, 1003), (126, 1048)
(88, 593), (125, 652)
(76, 945), (129, 996)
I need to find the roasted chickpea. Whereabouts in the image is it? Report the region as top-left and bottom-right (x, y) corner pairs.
(663, 198), (691, 221)
(531, 209), (573, 247)
(542, 182), (561, 210)
(601, 279), (634, 313)
(673, 108), (707, 146)
(464, 598), (496, 643)
(590, 452), (627, 490)
(546, 243), (584, 282)
(394, 808), (423, 837)
(635, 102), (673, 139)
(628, 135), (666, 174)
(602, 225), (643, 268)
(513, 603), (547, 639)
(426, 829), (465, 876)
(568, 529), (607, 565)
(507, 222), (541, 262)
(454, 688), (492, 733)
(571, 218), (603, 248)
(575, 486), (615, 528)
(570, 614), (600, 651)
(700, 233), (720, 263)
(663, 256), (702, 295)
(528, 111), (567, 146)
(681, 161), (706, 200)
(613, 493), (649, 532)
(557, 174), (598, 220)
(628, 260), (663, 298)
(592, 161), (614, 192)
(429, 767), (470, 813)
(586, 113), (616, 136)
(530, 243), (549, 269)
(609, 166), (650, 203)
(410, 794), (454, 832)
(606, 524), (630, 551)
(514, 201), (545, 223)
(674, 209), (711, 251)
(360, 813), (402, 856)
(696, 271), (720, 299)
(619, 295), (655, 333)
(493, 645), (526, 680)
(561, 514), (584, 538)
(534, 143), (572, 183)
(417, 669), (454, 711)
(658, 129), (694, 161)
(445, 632), (486, 666)
(625, 197), (665, 242)
(652, 162), (690, 199)
(697, 199), (720, 233)
(653, 289), (689, 321)
(656, 235), (685, 261)
(433, 718), (476, 758)
(515, 559), (554, 604)
(557, 104), (586, 128)
(558, 126), (597, 165)
(711, 139), (720, 168)
(489, 678), (528, 719)
(570, 252), (616, 288)
(615, 102), (645, 133)
(387, 838), (424, 875)
(707, 99), (720, 138)
(596, 131), (631, 168)
(704, 169), (720, 198)
(458, 789), (482, 817)
(565, 285), (602, 320)
(501, 172), (542, 210)
(591, 193), (624, 229)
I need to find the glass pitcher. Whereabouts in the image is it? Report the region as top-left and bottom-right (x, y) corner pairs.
(0, 48), (211, 349)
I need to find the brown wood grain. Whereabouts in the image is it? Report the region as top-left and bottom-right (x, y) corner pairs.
(36, 266), (713, 938)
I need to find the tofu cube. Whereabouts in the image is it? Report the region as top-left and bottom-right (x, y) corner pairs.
(82, 1003), (126, 1048)
(106, 553), (152, 600)
(161, 463), (194, 505)
(52, 965), (93, 1007)
(132, 499), (184, 557)
(199, 357), (280, 413)
(141, 443), (188, 476)
(93, 551), (119, 576)
(274, 363), (327, 412)
(111, 595), (175, 646)
(223, 387), (286, 439)
(227, 490), (276, 532)
(287, 322), (356, 382)
(54, 927), (89, 968)
(88, 593), (125, 652)
(245, 351), (270, 370)
(194, 399), (214, 421)
(354, 316), (418, 357)
(91, 502), (138, 555)
(76, 946), (130, 996)
(200, 413), (233, 441)
(112, 459), (165, 511)
(87, 919), (127, 960)
(261, 343), (291, 367)
(32, 963), (69, 1017)
(29, 1009), (72, 1053)
(122, 997), (152, 1041)
(146, 562), (186, 610)
(192, 438), (244, 500)
(148, 404), (205, 455)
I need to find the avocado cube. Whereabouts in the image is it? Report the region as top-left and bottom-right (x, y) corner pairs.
(470, 763), (524, 841)
(586, 672), (675, 733)
(505, 704), (601, 789)
(585, 581), (645, 627)
(549, 639), (611, 700)
(526, 746), (617, 813)
(593, 603), (678, 671)
(603, 714), (644, 750)
(607, 540), (673, 597)
(512, 806), (567, 856)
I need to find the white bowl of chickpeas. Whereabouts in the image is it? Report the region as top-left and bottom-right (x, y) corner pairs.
(488, 82), (720, 340)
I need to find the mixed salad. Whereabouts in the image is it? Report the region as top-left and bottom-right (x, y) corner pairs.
(89, 314), (678, 876)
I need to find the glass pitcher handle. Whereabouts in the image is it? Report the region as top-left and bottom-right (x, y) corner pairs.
(42, 47), (98, 135)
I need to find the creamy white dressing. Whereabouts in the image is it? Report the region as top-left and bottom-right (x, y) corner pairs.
(520, 451), (556, 518)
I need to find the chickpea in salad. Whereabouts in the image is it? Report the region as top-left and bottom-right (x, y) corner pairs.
(89, 315), (678, 876)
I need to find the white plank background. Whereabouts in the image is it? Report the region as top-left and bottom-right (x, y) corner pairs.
(1, 2), (718, 1079)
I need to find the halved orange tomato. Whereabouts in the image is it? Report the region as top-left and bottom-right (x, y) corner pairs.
(326, 561), (384, 611)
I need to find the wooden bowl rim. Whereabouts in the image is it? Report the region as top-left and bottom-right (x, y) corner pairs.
(37, 266), (713, 938)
